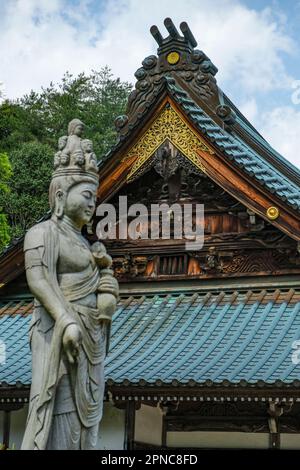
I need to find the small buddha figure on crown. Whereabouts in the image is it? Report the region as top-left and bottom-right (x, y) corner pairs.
(53, 136), (68, 169)
(59, 119), (86, 168)
(82, 139), (98, 172)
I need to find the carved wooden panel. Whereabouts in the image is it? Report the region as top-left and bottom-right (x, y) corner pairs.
(159, 254), (188, 275)
(163, 402), (300, 434)
(111, 248), (300, 280)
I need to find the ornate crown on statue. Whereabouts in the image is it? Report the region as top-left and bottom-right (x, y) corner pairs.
(52, 118), (98, 182)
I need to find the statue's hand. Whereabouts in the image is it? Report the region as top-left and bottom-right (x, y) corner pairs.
(63, 324), (82, 364)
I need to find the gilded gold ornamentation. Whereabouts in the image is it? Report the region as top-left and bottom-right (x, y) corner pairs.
(266, 206), (280, 220)
(124, 105), (214, 181)
(167, 51), (180, 64)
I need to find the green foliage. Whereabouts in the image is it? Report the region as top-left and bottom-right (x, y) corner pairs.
(0, 152), (12, 251)
(14, 67), (131, 157)
(0, 102), (32, 151)
(0, 67), (131, 247)
(0, 151), (12, 192)
(0, 142), (53, 239)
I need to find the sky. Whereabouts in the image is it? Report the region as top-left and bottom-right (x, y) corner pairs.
(0, 0), (300, 167)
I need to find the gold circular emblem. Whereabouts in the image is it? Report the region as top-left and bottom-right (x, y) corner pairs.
(266, 206), (280, 220)
(167, 51), (180, 65)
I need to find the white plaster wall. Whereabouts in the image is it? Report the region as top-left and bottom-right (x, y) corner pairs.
(281, 434), (300, 449)
(9, 404), (300, 450)
(135, 404), (162, 446)
(6, 402), (125, 450)
(167, 431), (269, 449)
(9, 405), (28, 449)
(99, 402), (125, 450)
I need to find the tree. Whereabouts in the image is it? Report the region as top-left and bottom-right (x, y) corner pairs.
(0, 152), (12, 252)
(18, 67), (132, 157)
(0, 142), (52, 240)
(0, 101), (33, 151)
(0, 68), (131, 245)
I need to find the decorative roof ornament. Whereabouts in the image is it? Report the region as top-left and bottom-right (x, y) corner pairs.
(150, 18), (198, 55)
(139, 17), (218, 79)
(115, 18), (224, 139)
(216, 105), (237, 126)
(266, 206), (280, 221)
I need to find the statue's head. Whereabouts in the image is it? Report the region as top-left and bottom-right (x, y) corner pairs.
(68, 118), (84, 137)
(49, 176), (98, 227)
(58, 135), (68, 151)
(50, 119), (98, 227)
(82, 139), (93, 153)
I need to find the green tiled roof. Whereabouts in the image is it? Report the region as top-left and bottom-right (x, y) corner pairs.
(164, 76), (300, 211)
(1, 289), (300, 387)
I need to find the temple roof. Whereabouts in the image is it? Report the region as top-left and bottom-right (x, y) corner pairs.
(100, 75), (300, 211)
(162, 77), (300, 210)
(100, 19), (300, 212)
(1, 288), (300, 389)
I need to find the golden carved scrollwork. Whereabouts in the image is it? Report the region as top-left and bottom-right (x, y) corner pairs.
(124, 105), (214, 181)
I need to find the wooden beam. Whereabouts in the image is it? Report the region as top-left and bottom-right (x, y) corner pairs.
(269, 430), (280, 450)
(196, 148), (300, 241)
(3, 411), (11, 450)
(107, 384), (300, 402)
(161, 414), (167, 448)
(98, 154), (138, 201)
(0, 246), (24, 286)
(124, 401), (136, 450)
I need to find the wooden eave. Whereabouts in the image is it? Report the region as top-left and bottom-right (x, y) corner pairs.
(106, 383), (300, 404)
(0, 245), (24, 287)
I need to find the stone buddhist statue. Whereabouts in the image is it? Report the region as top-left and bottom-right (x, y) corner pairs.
(21, 119), (119, 450)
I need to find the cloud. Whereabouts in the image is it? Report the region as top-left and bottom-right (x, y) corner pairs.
(0, 0), (297, 98)
(260, 105), (300, 168)
(201, 5), (295, 93)
(0, 0), (299, 168)
(239, 98), (258, 123)
(0, 0), (103, 98)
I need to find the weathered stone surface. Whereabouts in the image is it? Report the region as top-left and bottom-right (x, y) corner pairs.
(21, 120), (119, 450)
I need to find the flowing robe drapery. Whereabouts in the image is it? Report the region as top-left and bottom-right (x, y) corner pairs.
(21, 220), (107, 450)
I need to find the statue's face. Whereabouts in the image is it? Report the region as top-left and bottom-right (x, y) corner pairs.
(64, 182), (97, 227)
(82, 140), (93, 152)
(58, 137), (67, 150)
(74, 123), (84, 137)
